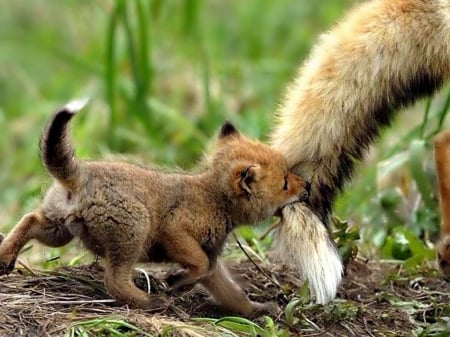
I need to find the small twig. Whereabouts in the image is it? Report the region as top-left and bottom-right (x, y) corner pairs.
(422, 309), (428, 325)
(233, 233), (282, 288)
(135, 268), (151, 294)
(301, 313), (322, 332)
(302, 321), (335, 337)
(170, 302), (191, 320)
(44, 299), (116, 305)
(259, 218), (281, 241)
(363, 317), (376, 337)
(340, 322), (356, 336)
(43, 270), (108, 294)
(16, 258), (38, 277)
(348, 279), (368, 289)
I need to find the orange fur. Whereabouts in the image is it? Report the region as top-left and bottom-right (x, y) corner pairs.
(434, 130), (450, 276)
(270, 0), (450, 303)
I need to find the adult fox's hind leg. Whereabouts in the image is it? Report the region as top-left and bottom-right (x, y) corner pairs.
(434, 130), (450, 276)
(0, 209), (73, 275)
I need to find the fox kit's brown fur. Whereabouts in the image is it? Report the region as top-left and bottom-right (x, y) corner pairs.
(0, 102), (309, 316)
(269, 0), (450, 303)
(434, 130), (450, 276)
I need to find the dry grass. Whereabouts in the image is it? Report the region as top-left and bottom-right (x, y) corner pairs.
(0, 258), (449, 336)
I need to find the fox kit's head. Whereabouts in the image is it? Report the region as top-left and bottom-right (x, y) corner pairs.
(209, 122), (310, 225)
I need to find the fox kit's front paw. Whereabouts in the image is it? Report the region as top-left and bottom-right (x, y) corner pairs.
(165, 270), (197, 292)
(142, 294), (171, 311)
(0, 258), (15, 276)
(0, 237), (16, 276)
(165, 269), (187, 286)
(0, 265), (14, 276)
(250, 301), (281, 317)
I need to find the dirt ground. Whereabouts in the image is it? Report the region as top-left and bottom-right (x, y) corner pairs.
(0, 257), (448, 336)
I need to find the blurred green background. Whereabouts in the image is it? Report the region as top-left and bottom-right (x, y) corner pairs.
(1, 0), (448, 268)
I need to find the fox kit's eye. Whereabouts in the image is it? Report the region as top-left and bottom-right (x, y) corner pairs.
(283, 177), (288, 190)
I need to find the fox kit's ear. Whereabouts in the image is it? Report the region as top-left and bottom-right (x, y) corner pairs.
(219, 121), (240, 138)
(233, 164), (259, 196)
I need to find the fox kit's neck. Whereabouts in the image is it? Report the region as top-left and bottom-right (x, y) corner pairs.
(188, 171), (256, 227)
(217, 190), (271, 227)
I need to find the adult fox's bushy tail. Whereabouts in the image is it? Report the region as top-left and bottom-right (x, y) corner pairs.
(270, 0), (450, 304)
(39, 99), (88, 191)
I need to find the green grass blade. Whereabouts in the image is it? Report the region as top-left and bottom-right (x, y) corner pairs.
(408, 139), (434, 209)
(121, 2), (141, 91)
(136, 0), (152, 97)
(121, 1), (153, 132)
(436, 88), (450, 131)
(68, 317), (154, 337)
(419, 97), (432, 139)
(105, 0), (123, 142)
(148, 97), (208, 143)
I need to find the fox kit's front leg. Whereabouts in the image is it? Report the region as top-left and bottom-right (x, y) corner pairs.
(200, 261), (279, 317)
(0, 209), (73, 275)
(434, 130), (450, 275)
(103, 256), (168, 310)
(163, 231), (210, 289)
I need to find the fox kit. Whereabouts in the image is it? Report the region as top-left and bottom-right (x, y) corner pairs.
(269, 0), (450, 303)
(0, 101), (310, 316)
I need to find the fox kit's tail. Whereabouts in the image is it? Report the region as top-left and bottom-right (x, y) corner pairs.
(39, 99), (88, 190)
(270, 0), (450, 304)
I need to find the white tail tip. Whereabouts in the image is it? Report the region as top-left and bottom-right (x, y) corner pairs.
(274, 203), (343, 304)
(63, 97), (90, 113)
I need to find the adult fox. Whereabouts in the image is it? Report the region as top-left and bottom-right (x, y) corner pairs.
(270, 0), (450, 304)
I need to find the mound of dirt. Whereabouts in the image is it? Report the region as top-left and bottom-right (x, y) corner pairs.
(0, 258), (448, 336)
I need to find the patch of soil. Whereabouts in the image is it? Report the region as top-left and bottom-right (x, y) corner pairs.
(0, 258), (449, 336)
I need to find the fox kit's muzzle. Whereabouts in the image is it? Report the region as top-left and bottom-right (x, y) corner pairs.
(299, 181), (311, 202)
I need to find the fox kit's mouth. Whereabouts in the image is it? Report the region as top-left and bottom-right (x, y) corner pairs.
(276, 181), (310, 215)
(292, 191), (309, 205)
(301, 181), (311, 202)
(294, 181), (311, 204)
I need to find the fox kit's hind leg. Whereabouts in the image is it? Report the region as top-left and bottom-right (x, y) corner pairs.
(0, 209), (74, 275)
(434, 130), (450, 276)
(200, 261), (279, 317)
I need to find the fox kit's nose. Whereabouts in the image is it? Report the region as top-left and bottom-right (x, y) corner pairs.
(299, 182), (311, 202)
